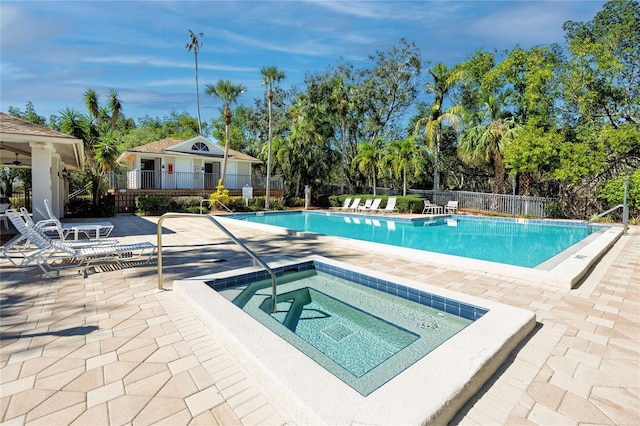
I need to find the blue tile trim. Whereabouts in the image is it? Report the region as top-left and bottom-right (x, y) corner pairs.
(221, 209), (605, 231)
(208, 260), (489, 321)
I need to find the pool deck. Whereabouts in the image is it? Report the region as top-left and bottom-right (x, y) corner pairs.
(1, 213), (638, 425)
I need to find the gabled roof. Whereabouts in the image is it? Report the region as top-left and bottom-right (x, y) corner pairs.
(0, 112), (84, 170)
(118, 136), (261, 163)
(0, 112), (78, 139)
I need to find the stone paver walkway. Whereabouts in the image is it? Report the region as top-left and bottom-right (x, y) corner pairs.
(1, 214), (638, 425)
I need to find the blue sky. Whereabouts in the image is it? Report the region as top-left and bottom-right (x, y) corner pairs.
(1, 0), (606, 124)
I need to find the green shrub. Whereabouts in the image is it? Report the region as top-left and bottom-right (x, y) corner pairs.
(284, 196), (305, 208)
(135, 195), (173, 216)
(599, 170), (639, 213)
(315, 195), (331, 208)
(225, 197), (252, 212)
(66, 197), (116, 217)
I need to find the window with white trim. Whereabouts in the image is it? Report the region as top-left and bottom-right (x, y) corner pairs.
(191, 142), (209, 152)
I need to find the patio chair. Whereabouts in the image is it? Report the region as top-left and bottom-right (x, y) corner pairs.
(333, 197), (352, 210)
(357, 199), (373, 212)
(359, 198), (382, 213)
(422, 200), (442, 215)
(2, 208), (119, 264)
(4, 209), (155, 278)
(375, 197), (397, 214)
(444, 200), (459, 214)
(348, 198), (361, 211)
(35, 199), (114, 240)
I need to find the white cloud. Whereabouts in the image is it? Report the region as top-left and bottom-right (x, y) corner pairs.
(465, 1), (602, 47)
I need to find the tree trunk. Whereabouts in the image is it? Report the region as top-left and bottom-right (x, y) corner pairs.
(221, 107), (231, 187)
(372, 168), (377, 196)
(91, 175), (101, 208)
(403, 166), (407, 196)
(340, 120), (347, 193)
(522, 172), (532, 196)
(195, 54), (202, 135)
(493, 152), (505, 194)
(265, 91), (273, 209)
(433, 141), (440, 192)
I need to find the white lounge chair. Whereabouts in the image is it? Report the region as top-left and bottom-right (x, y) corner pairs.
(35, 199), (114, 240)
(348, 198), (361, 211)
(357, 199), (373, 211)
(444, 200), (459, 214)
(333, 197), (352, 210)
(1, 211), (118, 267)
(359, 198), (382, 213)
(4, 209), (155, 278)
(376, 197), (397, 214)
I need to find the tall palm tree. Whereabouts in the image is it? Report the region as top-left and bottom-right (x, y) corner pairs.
(260, 66), (286, 209)
(459, 91), (520, 193)
(205, 80), (245, 187)
(353, 138), (384, 195)
(185, 30), (204, 135)
(414, 63), (464, 191)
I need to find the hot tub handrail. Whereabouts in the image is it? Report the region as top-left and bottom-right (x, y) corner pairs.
(156, 212), (277, 312)
(587, 204), (624, 234)
(199, 198), (232, 214)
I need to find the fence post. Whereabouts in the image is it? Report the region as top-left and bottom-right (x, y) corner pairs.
(623, 177), (629, 234)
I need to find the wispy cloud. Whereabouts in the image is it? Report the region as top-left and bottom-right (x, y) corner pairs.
(465, 1), (600, 47)
(0, 0), (608, 121)
(82, 55), (258, 73)
(304, 0), (442, 21)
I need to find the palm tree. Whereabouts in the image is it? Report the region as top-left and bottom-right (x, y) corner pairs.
(260, 66), (286, 209)
(205, 80), (245, 187)
(185, 30), (204, 135)
(459, 91), (520, 193)
(414, 63), (464, 191)
(382, 137), (424, 196)
(330, 75), (351, 194)
(60, 88), (122, 209)
(353, 138), (384, 195)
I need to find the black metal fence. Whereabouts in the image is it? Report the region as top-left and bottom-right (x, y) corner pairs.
(1, 191), (31, 211)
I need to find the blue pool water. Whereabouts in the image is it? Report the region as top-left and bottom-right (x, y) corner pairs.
(229, 211), (591, 267)
(207, 260), (482, 395)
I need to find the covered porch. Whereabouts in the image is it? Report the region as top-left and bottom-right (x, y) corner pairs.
(0, 113), (84, 221)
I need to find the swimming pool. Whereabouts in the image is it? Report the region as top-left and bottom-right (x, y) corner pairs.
(175, 256), (535, 425)
(231, 211), (589, 267)
(221, 211), (623, 288)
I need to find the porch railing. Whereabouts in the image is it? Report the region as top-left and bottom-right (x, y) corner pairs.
(107, 171), (283, 192)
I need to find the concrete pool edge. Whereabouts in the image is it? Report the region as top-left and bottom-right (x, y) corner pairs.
(215, 214), (624, 290)
(174, 256), (537, 425)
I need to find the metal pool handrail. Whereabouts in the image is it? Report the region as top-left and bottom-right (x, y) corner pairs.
(587, 204), (624, 234)
(156, 212), (278, 312)
(199, 198), (233, 214)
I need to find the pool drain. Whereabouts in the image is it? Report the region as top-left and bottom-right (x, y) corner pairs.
(322, 323), (354, 342)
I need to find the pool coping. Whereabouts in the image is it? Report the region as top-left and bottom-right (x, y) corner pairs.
(216, 212), (624, 289)
(174, 255), (537, 425)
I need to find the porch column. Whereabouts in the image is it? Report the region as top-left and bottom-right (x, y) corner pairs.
(30, 142), (54, 221)
(50, 153), (63, 218)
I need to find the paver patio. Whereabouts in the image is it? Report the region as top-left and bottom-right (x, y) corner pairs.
(1, 214), (638, 425)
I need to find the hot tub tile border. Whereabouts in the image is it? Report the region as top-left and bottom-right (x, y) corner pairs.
(206, 260), (488, 321)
